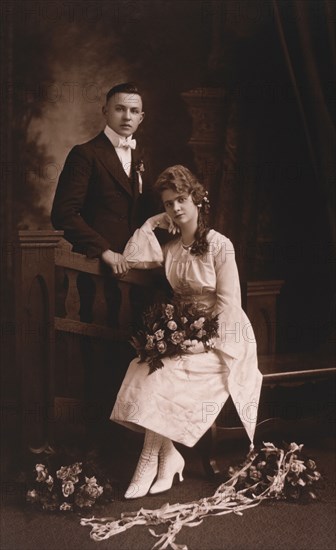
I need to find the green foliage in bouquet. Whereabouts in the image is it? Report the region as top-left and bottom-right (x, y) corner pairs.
(130, 302), (219, 374)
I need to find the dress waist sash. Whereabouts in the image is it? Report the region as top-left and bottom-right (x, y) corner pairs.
(172, 291), (216, 314)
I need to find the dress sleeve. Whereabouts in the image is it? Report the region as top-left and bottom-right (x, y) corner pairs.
(122, 220), (164, 269)
(213, 235), (247, 361)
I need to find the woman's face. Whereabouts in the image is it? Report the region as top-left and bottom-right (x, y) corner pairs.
(161, 188), (199, 228)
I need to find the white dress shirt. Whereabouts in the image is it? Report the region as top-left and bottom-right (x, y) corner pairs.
(104, 125), (134, 177)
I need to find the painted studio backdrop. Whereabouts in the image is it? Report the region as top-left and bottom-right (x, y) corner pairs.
(1, 0), (335, 456)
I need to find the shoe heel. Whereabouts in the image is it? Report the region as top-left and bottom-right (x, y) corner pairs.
(178, 468), (184, 482)
(149, 451), (185, 495)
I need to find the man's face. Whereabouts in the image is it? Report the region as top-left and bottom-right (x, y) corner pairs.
(103, 92), (144, 137)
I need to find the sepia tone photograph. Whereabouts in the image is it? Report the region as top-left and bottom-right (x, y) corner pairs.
(1, 1), (335, 549)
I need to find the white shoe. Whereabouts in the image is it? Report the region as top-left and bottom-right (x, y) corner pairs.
(149, 446), (185, 495)
(124, 430), (162, 499)
(124, 455), (158, 499)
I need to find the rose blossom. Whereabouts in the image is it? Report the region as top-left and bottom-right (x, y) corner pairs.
(35, 464), (48, 482)
(68, 462), (82, 477)
(167, 320), (177, 331)
(171, 331), (185, 345)
(145, 335), (155, 350)
(83, 477), (103, 499)
(157, 340), (167, 354)
(56, 463), (82, 482)
(154, 329), (165, 341)
(306, 459), (316, 470)
(62, 480), (75, 497)
(192, 317), (205, 329)
(290, 460), (306, 474)
(165, 304), (174, 319)
(250, 469), (262, 481)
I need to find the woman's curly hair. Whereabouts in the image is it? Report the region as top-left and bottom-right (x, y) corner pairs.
(154, 165), (210, 256)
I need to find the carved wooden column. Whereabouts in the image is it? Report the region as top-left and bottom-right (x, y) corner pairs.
(181, 88), (227, 189)
(181, 87), (239, 249)
(14, 230), (63, 451)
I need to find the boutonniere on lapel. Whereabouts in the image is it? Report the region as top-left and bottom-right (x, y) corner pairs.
(135, 160), (145, 194)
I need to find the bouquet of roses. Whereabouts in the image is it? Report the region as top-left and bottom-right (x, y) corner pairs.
(26, 461), (107, 512)
(226, 441), (323, 502)
(130, 302), (219, 374)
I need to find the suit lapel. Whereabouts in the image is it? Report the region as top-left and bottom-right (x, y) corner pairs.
(93, 132), (133, 196)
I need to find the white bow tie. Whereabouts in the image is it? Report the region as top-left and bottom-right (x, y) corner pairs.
(117, 137), (136, 150)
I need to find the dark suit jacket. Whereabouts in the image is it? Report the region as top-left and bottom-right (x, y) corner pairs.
(51, 131), (154, 257)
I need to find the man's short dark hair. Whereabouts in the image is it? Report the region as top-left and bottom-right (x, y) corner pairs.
(106, 82), (141, 103)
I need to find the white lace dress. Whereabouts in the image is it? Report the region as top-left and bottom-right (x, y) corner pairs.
(110, 225), (262, 447)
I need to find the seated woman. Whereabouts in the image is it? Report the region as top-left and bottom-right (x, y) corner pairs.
(111, 165), (262, 499)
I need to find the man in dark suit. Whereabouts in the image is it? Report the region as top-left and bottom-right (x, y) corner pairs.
(51, 83), (154, 446)
(51, 82), (150, 276)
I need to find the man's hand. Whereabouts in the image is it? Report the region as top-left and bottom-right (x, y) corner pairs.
(101, 249), (130, 276)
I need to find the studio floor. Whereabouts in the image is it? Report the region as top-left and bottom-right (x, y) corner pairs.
(1, 432), (335, 550)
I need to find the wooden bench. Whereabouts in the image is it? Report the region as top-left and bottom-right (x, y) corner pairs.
(199, 353), (336, 475)
(14, 230), (334, 475)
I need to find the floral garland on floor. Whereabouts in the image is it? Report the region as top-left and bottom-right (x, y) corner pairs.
(80, 442), (323, 550)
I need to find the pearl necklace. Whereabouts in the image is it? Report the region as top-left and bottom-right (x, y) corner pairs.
(181, 240), (194, 250)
